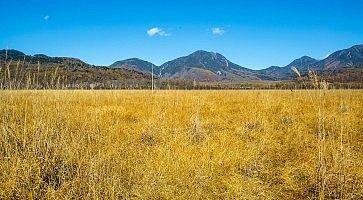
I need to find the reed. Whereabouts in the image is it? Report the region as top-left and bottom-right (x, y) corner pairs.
(1, 90), (362, 199)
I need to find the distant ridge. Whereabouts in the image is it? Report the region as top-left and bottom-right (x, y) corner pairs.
(0, 49), (87, 66)
(110, 44), (363, 81)
(159, 50), (260, 81)
(110, 58), (157, 75)
(1, 44), (363, 82)
(259, 56), (319, 80)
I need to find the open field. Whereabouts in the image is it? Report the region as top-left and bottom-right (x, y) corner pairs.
(1, 90), (363, 199)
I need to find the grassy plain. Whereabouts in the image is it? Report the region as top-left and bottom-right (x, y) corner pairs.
(1, 90), (363, 199)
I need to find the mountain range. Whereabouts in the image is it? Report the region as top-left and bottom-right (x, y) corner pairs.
(2, 44), (363, 82)
(110, 44), (363, 81)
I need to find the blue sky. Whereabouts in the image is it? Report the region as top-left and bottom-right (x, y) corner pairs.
(1, 0), (362, 69)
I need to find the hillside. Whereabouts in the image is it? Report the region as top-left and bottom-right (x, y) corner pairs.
(260, 45), (363, 80)
(0, 50), (154, 89)
(1, 44), (363, 88)
(311, 44), (363, 70)
(259, 56), (318, 80)
(112, 44), (363, 82)
(110, 58), (158, 75)
(160, 50), (263, 81)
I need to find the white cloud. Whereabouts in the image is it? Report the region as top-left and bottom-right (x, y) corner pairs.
(43, 15), (50, 21)
(147, 27), (171, 37)
(159, 31), (171, 37)
(212, 27), (225, 35)
(147, 27), (161, 36)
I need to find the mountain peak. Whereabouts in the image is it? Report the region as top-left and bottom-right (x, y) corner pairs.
(122, 58), (147, 62)
(191, 50), (211, 54)
(191, 50), (216, 55)
(317, 44), (363, 70)
(288, 56), (318, 68)
(189, 50), (225, 59)
(351, 44), (363, 49)
(159, 50), (259, 81)
(0, 49), (26, 59)
(110, 58), (157, 75)
(293, 55), (317, 62)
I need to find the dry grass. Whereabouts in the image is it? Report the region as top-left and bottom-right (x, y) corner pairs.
(1, 90), (363, 199)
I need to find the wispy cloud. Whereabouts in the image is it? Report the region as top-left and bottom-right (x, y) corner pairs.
(43, 15), (50, 21)
(212, 27), (225, 35)
(147, 27), (171, 37)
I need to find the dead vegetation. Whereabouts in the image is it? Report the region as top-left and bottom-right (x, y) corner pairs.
(1, 90), (362, 199)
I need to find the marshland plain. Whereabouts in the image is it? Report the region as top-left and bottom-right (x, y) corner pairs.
(1, 90), (363, 199)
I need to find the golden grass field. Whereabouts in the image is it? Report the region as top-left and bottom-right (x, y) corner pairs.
(1, 90), (363, 199)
